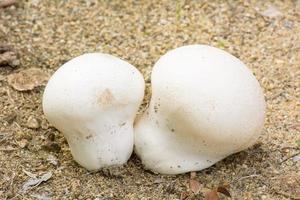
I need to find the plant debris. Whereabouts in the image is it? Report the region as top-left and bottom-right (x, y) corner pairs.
(204, 185), (231, 200)
(190, 179), (201, 194)
(271, 173), (300, 199)
(7, 68), (50, 91)
(189, 172), (201, 195)
(22, 171), (52, 192)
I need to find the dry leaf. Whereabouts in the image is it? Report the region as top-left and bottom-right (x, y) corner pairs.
(190, 179), (201, 194)
(47, 155), (58, 166)
(260, 6), (282, 18)
(205, 189), (218, 200)
(22, 171), (52, 192)
(7, 68), (49, 91)
(217, 186), (231, 197)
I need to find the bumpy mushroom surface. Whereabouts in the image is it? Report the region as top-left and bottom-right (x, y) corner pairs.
(43, 53), (145, 170)
(134, 45), (266, 174)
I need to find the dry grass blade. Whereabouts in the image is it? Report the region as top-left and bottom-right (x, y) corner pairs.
(217, 186), (231, 197)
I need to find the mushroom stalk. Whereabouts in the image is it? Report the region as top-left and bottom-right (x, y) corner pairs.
(43, 53), (145, 170)
(134, 45), (266, 174)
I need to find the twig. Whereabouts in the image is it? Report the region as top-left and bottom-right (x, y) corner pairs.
(0, 0), (17, 8)
(281, 147), (300, 151)
(238, 174), (261, 181)
(280, 152), (300, 164)
(0, 132), (11, 143)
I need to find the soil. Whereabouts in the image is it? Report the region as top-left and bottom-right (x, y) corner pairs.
(0, 0), (299, 199)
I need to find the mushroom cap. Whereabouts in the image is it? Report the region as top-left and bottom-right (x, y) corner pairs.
(43, 53), (145, 170)
(134, 45), (266, 174)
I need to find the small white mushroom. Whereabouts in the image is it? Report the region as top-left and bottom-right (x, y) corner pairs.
(43, 53), (145, 170)
(134, 45), (266, 174)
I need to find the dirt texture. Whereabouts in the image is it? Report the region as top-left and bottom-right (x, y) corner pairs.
(0, 0), (299, 200)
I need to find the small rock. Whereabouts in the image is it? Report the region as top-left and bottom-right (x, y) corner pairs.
(26, 116), (40, 129)
(47, 155), (59, 166)
(283, 20), (293, 29)
(293, 155), (300, 162)
(40, 119), (50, 129)
(0, 51), (19, 67)
(260, 6), (282, 18)
(17, 138), (28, 148)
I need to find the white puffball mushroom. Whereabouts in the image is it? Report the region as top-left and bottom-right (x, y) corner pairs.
(134, 45), (266, 174)
(43, 53), (145, 170)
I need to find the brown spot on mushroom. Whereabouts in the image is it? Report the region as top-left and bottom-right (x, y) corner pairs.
(86, 134), (93, 139)
(119, 122), (126, 127)
(98, 88), (115, 107)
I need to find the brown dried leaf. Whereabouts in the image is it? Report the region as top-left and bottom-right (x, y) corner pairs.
(7, 68), (50, 91)
(189, 179), (201, 194)
(204, 189), (219, 200)
(217, 186), (231, 197)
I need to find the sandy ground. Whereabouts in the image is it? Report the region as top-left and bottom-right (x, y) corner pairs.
(0, 0), (300, 199)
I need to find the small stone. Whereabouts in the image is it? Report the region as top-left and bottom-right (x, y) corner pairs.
(260, 6), (282, 18)
(17, 138), (28, 148)
(47, 155), (59, 166)
(26, 116), (40, 129)
(40, 119), (49, 129)
(293, 155), (300, 162)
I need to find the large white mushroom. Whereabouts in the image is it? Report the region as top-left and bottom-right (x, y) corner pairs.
(43, 53), (144, 170)
(134, 45), (266, 174)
